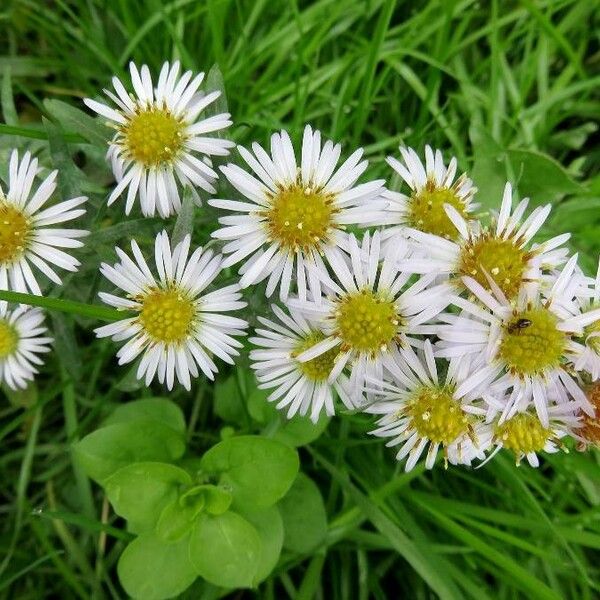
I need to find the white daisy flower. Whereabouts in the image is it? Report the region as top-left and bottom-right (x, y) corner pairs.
(397, 182), (569, 302)
(289, 231), (451, 404)
(84, 61), (234, 218)
(0, 149), (87, 295)
(95, 230), (247, 390)
(436, 255), (600, 427)
(481, 404), (577, 467)
(209, 124), (388, 300)
(249, 304), (352, 422)
(0, 305), (52, 390)
(365, 341), (488, 471)
(383, 145), (477, 241)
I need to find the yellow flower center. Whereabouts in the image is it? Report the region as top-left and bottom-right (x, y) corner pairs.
(495, 413), (551, 456)
(406, 386), (471, 444)
(408, 184), (468, 240)
(139, 288), (196, 344)
(458, 234), (528, 300)
(292, 332), (338, 381)
(264, 183), (336, 251)
(498, 307), (566, 376)
(335, 290), (400, 354)
(123, 108), (185, 167)
(579, 382), (600, 447)
(0, 202), (31, 264)
(0, 319), (18, 359)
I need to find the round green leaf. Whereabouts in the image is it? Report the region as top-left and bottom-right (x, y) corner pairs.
(236, 505), (284, 585)
(105, 462), (191, 534)
(189, 511), (261, 589)
(271, 412), (330, 448)
(156, 499), (200, 543)
(156, 484), (233, 542)
(104, 398), (185, 434)
(279, 473), (327, 553)
(200, 436), (299, 508)
(180, 484), (232, 516)
(118, 533), (197, 600)
(73, 421), (185, 483)
(213, 374), (246, 426)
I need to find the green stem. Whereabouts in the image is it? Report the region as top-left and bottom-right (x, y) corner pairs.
(0, 123), (87, 144)
(0, 290), (128, 322)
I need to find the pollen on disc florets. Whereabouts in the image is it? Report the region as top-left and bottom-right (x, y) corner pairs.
(494, 413), (551, 459)
(405, 385), (471, 445)
(292, 331), (338, 381)
(0, 202), (31, 264)
(0, 319), (18, 358)
(578, 382), (600, 448)
(138, 287), (196, 344)
(264, 182), (336, 252)
(458, 232), (529, 300)
(498, 307), (566, 377)
(122, 106), (185, 167)
(335, 290), (401, 354)
(409, 181), (468, 240)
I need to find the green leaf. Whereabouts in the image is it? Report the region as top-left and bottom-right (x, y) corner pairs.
(507, 149), (583, 204)
(247, 387), (278, 424)
(200, 436), (299, 508)
(73, 421), (185, 483)
(469, 125), (508, 211)
(235, 504), (284, 585)
(44, 98), (110, 147)
(104, 398), (185, 434)
(279, 473), (327, 553)
(171, 187), (195, 247)
(213, 373), (246, 426)
(114, 361), (146, 393)
(205, 64), (229, 116)
(2, 68), (18, 125)
(181, 485), (232, 516)
(155, 484), (234, 543)
(156, 498), (202, 543)
(271, 412), (330, 448)
(249, 385), (330, 446)
(43, 117), (84, 202)
(104, 462), (191, 534)
(189, 511), (261, 589)
(118, 533), (197, 600)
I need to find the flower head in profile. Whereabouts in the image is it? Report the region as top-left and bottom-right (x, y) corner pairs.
(0, 305), (52, 390)
(384, 145), (477, 241)
(96, 231), (247, 390)
(210, 125), (388, 300)
(573, 381), (600, 450)
(398, 182), (569, 301)
(366, 341), (488, 471)
(85, 61), (233, 218)
(557, 258), (600, 380)
(0, 149), (87, 295)
(289, 231), (451, 404)
(436, 255), (600, 427)
(249, 304), (352, 423)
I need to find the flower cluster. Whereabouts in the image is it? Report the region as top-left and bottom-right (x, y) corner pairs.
(2, 61), (599, 471)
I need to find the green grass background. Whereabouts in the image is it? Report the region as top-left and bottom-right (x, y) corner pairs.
(1, 0), (599, 598)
